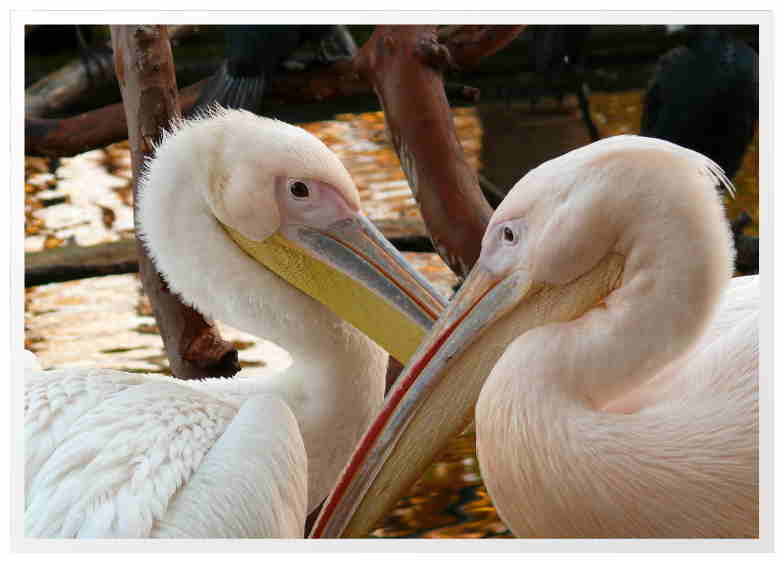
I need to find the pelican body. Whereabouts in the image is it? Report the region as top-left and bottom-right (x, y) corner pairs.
(24, 108), (445, 538)
(313, 135), (758, 539)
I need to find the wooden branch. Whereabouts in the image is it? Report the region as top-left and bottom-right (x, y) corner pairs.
(354, 26), (508, 278)
(25, 81), (203, 158)
(25, 239), (138, 287)
(26, 46), (116, 118)
(26, 25), (206, 119)
(25, 41), (488, 158)
(440, 25), (527, 70)
(111, 25), (239, 380)
(27, 25), (756, 159)
(26, 107), (124, 158)
(264, 59), (369, 102)
(24, 56), (368, 157)
(23, 218), (434, 287)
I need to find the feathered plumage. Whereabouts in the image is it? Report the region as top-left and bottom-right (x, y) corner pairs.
(311, 135), (758, 539)
(24, 108), (446, 538)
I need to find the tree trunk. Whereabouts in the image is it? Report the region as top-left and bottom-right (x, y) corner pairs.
(111, 25), (239, 380)
(354, 26), (523, 277)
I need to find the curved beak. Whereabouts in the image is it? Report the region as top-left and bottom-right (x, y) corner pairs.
(223, 214), (446, 364)
(310, 252), (625, 538)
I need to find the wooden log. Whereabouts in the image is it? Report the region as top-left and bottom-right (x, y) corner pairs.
(25, 25), (209, 118)
(111, 25), (239, 380)
(440, 24), (527, 70)
(25, 81), (203, 158)
(24, 218), (434, 287)
(25, 47), (116, 118)
(25, 239), (138, 287)
(353, 26), (522, 277)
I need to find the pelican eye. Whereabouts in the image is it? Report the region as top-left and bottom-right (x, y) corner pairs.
(502, 226), (516, 244)
(290, 181), (310, 199)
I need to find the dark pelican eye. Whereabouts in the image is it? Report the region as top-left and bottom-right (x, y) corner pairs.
(290, 181), (310, 199)
(502, 226), (515, 243)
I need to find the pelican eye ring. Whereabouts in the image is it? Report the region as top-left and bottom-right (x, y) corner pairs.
(502, 226), (515, 243)
(290, 181), (310, 199)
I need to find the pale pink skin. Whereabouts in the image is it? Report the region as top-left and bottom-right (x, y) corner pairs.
(275, 177), (359, 238)
(310, 135), (757, 541)
(468, 136), (758, 537)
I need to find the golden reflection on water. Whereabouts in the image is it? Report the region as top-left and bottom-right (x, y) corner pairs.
(24, 89), (759, 539)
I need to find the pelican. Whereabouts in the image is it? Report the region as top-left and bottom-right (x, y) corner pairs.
(24, 107), (446, 538)
(312, 135), (759, 538)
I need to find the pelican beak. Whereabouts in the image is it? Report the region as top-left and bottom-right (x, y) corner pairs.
(309, 253), (624, 538)
(223, 214), (446, 364)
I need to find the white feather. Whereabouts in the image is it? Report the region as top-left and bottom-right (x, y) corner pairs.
(475, 135), (758, 537)
(25, 109), (387, 538)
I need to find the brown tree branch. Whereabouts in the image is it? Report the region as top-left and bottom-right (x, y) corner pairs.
(25, 239), (138, 287)
(26, 45), (116, 118)
(111, 25), (239, 380)
(354, 25), (517, 278)
(439, 25), (527, 70)
(24, 218), (434, 287)
(24, 57), (370, 157)
(24, 71), (484, 158)
(24, 30), (491, 159)
(25, 81), (203, 158)
(265, 59), (369, 102)
(26, 25), (208, 119)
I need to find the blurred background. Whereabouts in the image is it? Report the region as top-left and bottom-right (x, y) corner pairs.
(24, 24), (759, 538)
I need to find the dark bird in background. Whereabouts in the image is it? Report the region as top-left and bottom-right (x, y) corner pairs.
(641, 27), (759, 274)
(193, 25), (357, 115)
(641, 27), (758, 181)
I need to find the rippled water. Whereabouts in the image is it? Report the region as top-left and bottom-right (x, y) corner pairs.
(24, 90), (759, 538)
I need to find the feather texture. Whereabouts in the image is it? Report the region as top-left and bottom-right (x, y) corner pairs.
(479, 277), (758, 537)
(26, 370), (237, 537)
(474, 136), (758, 537)
(24, 109), (389, 538)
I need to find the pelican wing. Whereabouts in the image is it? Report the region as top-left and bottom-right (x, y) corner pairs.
(25, 370), (237, 538)
(153, 395), (307, 538)
(25, 368), (149, 504)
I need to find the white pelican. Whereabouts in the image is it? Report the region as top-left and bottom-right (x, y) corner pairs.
(24, 108), (446, 538)
(312, 135), (759, 538)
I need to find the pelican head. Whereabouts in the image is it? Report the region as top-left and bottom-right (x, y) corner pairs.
(311, 135), (736, 537)
(193, 107), (359, 242)
(137, 107), (444, 363)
